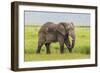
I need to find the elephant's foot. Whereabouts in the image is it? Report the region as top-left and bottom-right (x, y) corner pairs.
(60, 52), (64, 54)
(46, 49), (51, 54)
(68, 48), (72, 53)
(36, 49), (41, 54)
(36, 51), (40, 54)
(60, 46), (64, 54)
(47, 52), (51, 54)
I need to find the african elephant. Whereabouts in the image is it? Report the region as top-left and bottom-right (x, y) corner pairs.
(36, 22), (75, 54)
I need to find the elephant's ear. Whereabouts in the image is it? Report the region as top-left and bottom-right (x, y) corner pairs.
(56, 24), (66, 36)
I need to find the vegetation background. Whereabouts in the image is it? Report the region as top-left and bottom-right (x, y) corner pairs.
(24, 25), (90, 61)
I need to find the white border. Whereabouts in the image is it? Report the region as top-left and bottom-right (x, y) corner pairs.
(18, 5), (96, 68)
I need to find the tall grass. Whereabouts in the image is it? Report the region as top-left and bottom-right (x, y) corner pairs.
(24, 25), (90, 61)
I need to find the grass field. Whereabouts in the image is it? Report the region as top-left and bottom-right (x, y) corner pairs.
(24, 25), (90, 61)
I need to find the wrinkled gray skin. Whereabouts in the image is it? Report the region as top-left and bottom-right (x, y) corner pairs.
(36, 22), (75, 54)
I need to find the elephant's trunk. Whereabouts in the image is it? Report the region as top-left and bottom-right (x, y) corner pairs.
(68, 39), (75, 49)
(64, 33), (75, 53)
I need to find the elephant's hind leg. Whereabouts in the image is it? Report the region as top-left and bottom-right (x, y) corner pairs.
(36, 41), (44, 54)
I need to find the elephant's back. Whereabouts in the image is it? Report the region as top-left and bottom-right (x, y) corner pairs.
(39, 22), (56, 34)
(41, 22), (56, 28)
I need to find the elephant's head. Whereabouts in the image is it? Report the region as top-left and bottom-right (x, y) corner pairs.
(57, 22), (76, 52)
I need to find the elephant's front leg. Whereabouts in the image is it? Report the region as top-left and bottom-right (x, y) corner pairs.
(58, 37), (64, 54)
(60, 44), (64, 54)
(45, 43), (51, 54)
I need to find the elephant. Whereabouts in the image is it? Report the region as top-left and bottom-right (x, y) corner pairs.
(36, 22), (76, 54)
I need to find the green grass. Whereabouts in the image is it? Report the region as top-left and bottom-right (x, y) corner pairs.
(24, 25), (90, 61)
(25, 53), (89, 61)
